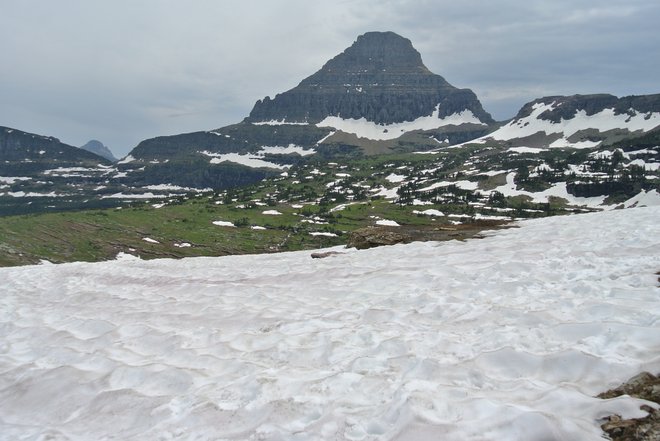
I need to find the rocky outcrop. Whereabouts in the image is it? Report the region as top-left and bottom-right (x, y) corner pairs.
(598, 372), (660, 441)
(247, 31), (494, 125)
(347, 227), (411, 249)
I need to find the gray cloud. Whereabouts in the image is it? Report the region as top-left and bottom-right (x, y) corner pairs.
(1, 0), (658, 156)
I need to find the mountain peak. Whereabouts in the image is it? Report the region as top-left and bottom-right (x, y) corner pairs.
(81, 139), (117, 162)
(247, 32), (493, 126)
(317, 31), (430, 75)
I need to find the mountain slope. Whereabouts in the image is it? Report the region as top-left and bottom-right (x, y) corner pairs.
(0, 126), (109, 172)
(478, 94), (660, 148)
(117, 31), (496, 190)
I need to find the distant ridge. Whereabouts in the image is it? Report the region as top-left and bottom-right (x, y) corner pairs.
(81, 140), (117, 162)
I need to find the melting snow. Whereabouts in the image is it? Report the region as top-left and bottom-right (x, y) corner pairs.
(413, 209), (445, 217)
(490, 102), (660, 145)
(385, 173), (406, 183)
(494, 172), (607, 207)
(116, 155), (135, 164)
(621, 189), (660, 208)
(0, 208), (658, 440)
(0, 176), (31, 184)
(317, 105), (486, 141)
(375, 219), (400, 226)
(508, 146), (544, 154)
(309, 232), (338, 237)
(212, 220), (235, 227)
(200, 145), (314, 170)
(101, 192), (169, 199)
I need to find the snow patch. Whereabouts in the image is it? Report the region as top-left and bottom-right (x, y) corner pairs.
(490, 103), (660, 145)
(116, 155), (135, 164)
(375, 219), (400, 226)
(317, 105), (487, 141)
(413, 209), (445, 217)
(212, 220), (235, 227)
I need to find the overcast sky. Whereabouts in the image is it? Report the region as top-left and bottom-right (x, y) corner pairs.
(2, 0), (659, 157)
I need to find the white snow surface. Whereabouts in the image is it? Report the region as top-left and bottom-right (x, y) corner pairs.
(201, 145), (314, 170)
(622, 189), (660, 208)
(1, 207), (660, 440)
(489, 102), (660, 146)
(375, 219), (400, 226)
(317, 106), (486, 141)
(413, 209), (445, 217)
(212, 220), (235, 227)
(0, 176), (31, 184)
(385, 173), (406, 183)
(116, 154), (135, 164)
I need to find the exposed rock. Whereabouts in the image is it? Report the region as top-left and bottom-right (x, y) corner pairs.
(247, 31), (494, 125)
(347, 227), (411, 249)
(598, 372), (660, 441)
(347, 220), (511, 250)
(310, 251), (345, 259)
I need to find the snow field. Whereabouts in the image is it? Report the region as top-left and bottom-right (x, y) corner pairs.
(317, 106), (486, 141)
(1, 207), (659, 440)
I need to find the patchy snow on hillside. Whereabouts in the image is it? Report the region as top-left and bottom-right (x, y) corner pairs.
(200, 145), (314, 170)
(212, 220), (235, 227)
(317, 105), (486, 141)
(1, 207), (659, 441)
(201, 151), (286, 170)
(252, 120), (309, 126)
(0, 176), (31, 184)
(116, 154), (135, 164)
(489, 102), (660, 145)
(494, 172), (608, 207)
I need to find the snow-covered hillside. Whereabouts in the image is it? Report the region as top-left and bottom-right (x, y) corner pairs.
(480, 96), (660, 149)
(1, 207), (659, 440)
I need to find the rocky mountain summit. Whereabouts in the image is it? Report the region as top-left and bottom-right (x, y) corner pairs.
(248, 31), (494, 126)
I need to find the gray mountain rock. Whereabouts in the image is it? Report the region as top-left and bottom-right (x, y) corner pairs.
(81, 140), (117, 162)
(247, 31), (494, 125)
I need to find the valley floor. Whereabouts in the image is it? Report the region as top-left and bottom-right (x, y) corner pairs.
(1, 207), (659, 440)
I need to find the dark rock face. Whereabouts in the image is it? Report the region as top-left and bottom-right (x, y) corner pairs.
(247, 31), (494, 125)
(515, 94), (660, 123)
(81, 140), (117, 162)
